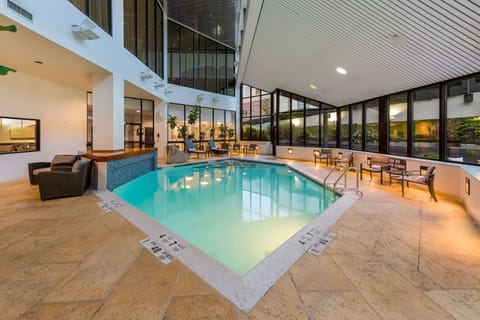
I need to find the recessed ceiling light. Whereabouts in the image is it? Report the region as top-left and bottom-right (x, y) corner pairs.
(390, 34), (407, 47)
(34, 60), (43, 64)
(309, 84), (318, 90)
(336, 67), (347, 75)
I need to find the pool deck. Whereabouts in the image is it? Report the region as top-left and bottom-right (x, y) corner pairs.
(1, 156), (480, 319)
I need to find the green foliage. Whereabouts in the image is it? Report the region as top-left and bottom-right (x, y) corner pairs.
(187, 105), (200, 125)
(178, 125), (188, 139)
(0, 25), (17, 32)
(454, 117), (480, 144)
(167, 115), (177, 130)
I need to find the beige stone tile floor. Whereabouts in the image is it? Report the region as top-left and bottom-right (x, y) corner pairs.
(1, 158), (480, 319)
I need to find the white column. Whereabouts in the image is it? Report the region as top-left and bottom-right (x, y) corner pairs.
(92, 73), (124, 151)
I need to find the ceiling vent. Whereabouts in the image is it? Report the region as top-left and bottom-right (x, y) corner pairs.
(6, 0), (33, 21)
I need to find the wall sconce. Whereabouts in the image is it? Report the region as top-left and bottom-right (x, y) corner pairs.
(140, 70), (153, 80)
(287, 148), (293, 154)
(164, 88), (173, 95)
(465, 177), (470, 195)
(367, 157), (371, 165)
(338, 152), (343, 160)
(154, 82), (164, 89)
(196, 94), (205, 103)
(71, 19), (100, 40)
(212, 96), (220, 104)
(313, 149), (320, 156)
(420, 165), (428, 176)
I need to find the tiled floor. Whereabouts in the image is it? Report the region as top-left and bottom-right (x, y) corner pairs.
(1, 158), (480, 319)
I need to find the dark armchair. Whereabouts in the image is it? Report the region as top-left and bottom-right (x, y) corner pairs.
(360, 155), (389, 183)
(37, 159), (92, 201)
(28, 154), (80, 185)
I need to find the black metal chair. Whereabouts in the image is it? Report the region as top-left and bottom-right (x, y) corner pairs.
(401, 165), (438, 202)
(313, 149), (332, 166)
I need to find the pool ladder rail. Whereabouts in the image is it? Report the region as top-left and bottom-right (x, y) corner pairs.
(323, 164), (363, 197)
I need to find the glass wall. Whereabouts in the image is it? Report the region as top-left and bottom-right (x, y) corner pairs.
(351, 103), (363, 150)
(70, 0), (111, 34)
(124, 0), (163, 77)
(124, 97), (154, 148)
(339, 106), (350, 148)
(168, 20), (235, 96)
(241, 84), (272, 141)
(327, 111), (337, 147)
(388, 93), (408, 155)
(447, 75), (480, 164)
(365, 99), (379, 152)
(167, 104), (236, 146)
(413, 85), (440, 159)
(305, 99), (320, 146)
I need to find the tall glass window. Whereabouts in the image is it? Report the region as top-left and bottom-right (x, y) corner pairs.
(168, 21), (234, 96)
(447, 75), (480, 164)
(241, 84), (271, 141)
(124, 0), (163, 77)
(351, 103), (363, 150)
(70, 0), (111, 34)
(365, 99), (379, 152)
(124, 97), (153, 148)
(389, 93), (408, 155)
(327, 111), (337, 147)
(413, 85), (440, 159)
(305, 100), (320, 146)
(278, 91), (291, 145)
(339, 106), (350, 148)
(291, 95), (305, 146)
(167, 104), (235, 144)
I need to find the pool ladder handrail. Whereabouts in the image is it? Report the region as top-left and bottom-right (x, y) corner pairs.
(323, 164), (363, 197)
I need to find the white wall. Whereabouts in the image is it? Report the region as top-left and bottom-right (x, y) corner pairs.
(0, 72), (86, 183)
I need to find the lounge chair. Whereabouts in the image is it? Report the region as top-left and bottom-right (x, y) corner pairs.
(232, 143), (241, 154)
(400, 165), (437, 201)
(245, 144), (258, 154)
(207, 139), (228, 155)
(313, 149), (332, 166)
(37, 159), (92, 200)
(28, 154), (80, 185)
(334, 151), (354, 168)
(360, 155), (389, 183)
(184, 139), (207, 158)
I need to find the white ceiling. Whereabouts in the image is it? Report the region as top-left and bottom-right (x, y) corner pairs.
(241, 0), (480, 106)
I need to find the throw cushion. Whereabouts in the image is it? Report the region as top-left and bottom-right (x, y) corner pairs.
(51, 155), (78, 167)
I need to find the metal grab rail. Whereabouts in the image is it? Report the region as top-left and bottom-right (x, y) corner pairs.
(324, 164), (362, 196)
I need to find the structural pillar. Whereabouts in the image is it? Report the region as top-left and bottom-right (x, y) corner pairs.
(92, 73), (124, 151)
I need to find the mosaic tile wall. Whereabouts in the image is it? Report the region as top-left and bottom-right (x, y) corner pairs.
(106, 152), (157, 191)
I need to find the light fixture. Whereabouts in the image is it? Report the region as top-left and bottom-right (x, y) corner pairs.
(287, 148), (293, 154)
(390, 34), (407, 47)
(367, 157), (371, 165)
(313, 149), (320, 156)
(140, 70), (153, 80)
(164, 88), (173, 95)
(154, 81), (164, 89)
(310, 84), (318, 90)
(338, 152), (343, 160)
(212, 96), (220, 104)
(196, 94), (205, 103)
(336, 67), (347, 75)
(465, 177), (470, 195)
(71, 19), (100, 40)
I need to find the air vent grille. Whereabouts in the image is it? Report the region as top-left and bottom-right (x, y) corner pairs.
(6, 0), (33, 21)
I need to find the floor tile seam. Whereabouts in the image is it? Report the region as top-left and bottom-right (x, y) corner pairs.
(15, 262), (84, 320)
(286, 269), (310, 317)
(424, 288), (480, 313)
(326, 252), (386, 320)
(86, 246), (145, 320)
(420, 288), (480, 320)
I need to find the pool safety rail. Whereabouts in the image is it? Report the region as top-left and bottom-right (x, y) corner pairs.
(323, 164), (363, 196)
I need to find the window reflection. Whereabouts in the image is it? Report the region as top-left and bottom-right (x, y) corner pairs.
(447, 76), (480, 164)
(389, 93), (408, 155)
(0, 117), (39, 154)
(413, 85), (439, 159)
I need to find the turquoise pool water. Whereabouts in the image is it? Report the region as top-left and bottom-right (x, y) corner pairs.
(113, 160), (338, 275)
